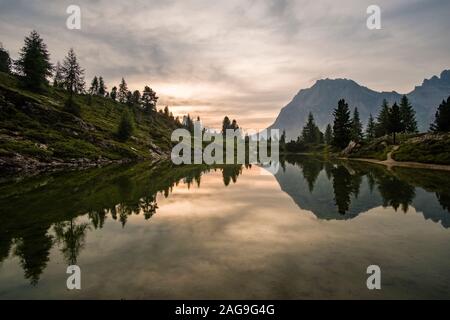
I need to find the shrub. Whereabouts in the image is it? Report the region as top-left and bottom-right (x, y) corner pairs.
(117, 108), (135, 141)
(64, 97), (81, 117)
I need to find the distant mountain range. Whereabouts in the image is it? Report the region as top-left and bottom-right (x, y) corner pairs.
(268, 70), (450, 140)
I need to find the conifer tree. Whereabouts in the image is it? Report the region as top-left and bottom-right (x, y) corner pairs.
(376, 99), (391, 137)
(324, 124), (333, 145)
(89, 76), (99, 95)
(0, 43), (11, 73)
(164, 106), (170, 117)
(222, 116), (231, 135)
(351, 107), (363, 141)
(98, 77), (107, 96)
(302, 112), (320, 144)
(141, 85), (158, 111)
(61, 48), (85, 95)
(388, 102), (403, 144)
(126, 91), (133, 106)
(15, 30), (53, 90)
(53, 61), (63, 88)
(118, 78), (128, 103)
(430, 97), (450, 132)
(399, 95), (418, 133)
(110, 86), (117, 101)
(332, 99), (352, 149)
(117, 108), (135, 140)
(366, 114), (376, 140)
(132, 90), (141, 106)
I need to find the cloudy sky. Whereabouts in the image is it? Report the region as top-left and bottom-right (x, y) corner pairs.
(0, 0), (449, 129)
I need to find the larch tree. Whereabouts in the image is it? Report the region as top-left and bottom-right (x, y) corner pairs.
(61, 48), (85, 95)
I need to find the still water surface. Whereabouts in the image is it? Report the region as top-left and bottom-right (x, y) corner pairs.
(0, 156), (449, 299)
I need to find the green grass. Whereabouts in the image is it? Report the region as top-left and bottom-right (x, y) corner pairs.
(0, 72), (180, 164)
(393, 134), (450, 165)
(348, 137), (393, 161)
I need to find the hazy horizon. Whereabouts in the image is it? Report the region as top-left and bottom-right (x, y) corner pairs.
(1, 0), (449, 129)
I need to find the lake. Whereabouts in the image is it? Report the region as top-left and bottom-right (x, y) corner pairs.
(0, 156), (449, 299)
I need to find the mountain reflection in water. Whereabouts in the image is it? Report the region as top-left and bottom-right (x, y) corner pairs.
(0, 157), (449, 299)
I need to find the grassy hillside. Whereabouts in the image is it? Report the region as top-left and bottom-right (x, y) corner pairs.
(392, 133), (450, 165)
(0, 72), (180, 172)
(345, 133), (450, 165)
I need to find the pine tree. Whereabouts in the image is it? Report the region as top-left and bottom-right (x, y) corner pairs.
(280, 130), (287, 152)
(366, 114), (376, 140)
(332, 99), (352, 149)
(15, 30), (53, 90)
(110, 86), (117, 101)
(351, 107), (363, 141)
(126, 91), (133, 106)
(141, 86), (158, 111)
(302, 112), (319, 144)
(0, 44), (11, 73)
(98, 77), (107, 96)
(430, 97), (450, 132)
(117, 108), (135, 140)
(61, 48), (85, 95)
(399, 95), (418, 133)
(89, 76), (99, 95)
(324, 124), (333, 145)
(164, 106), (170, 117)
(376, 99), (390, 137)
(53, 61), (64, 88)
(388, 102), (403, 144)
(118, 78), (128, 103)
(222, 116), (231, 135)
(186, 114), (194, 133)
(132, 90), (141, 106)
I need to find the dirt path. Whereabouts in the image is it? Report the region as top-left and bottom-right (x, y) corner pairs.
(384, 146), (400, 163)
(347, 147), (450, 172)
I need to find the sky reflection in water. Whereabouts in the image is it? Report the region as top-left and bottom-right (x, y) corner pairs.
(0, 157), (449, 299)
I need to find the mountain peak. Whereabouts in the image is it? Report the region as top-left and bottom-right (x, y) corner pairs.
(421, 70), (450, 87)
(269, 70), (450, 140)
(440, 70), (450, 82)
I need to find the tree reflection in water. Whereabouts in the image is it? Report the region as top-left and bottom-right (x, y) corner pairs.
(0, 158), (449, 286)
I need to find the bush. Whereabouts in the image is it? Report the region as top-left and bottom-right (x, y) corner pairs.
(64, 97), (81, 117)
(117, 108), (135, 141)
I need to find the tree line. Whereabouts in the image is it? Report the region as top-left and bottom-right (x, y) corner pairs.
(284, 94), (450, 152)
(0, 31), (190, 141)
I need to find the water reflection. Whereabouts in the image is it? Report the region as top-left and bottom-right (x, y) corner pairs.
(0, 162), (247, 285)
(277, 155), (450, 226)
(0, 157), (449, 295)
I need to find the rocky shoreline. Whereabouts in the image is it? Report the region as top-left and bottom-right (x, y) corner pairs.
(0, 150), (170, 176)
